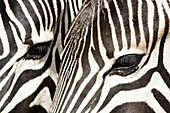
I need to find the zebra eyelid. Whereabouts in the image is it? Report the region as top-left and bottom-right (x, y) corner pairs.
(103, 54), (144, 78)
(24, 41), (52, 60)
(113, 54), (145, 68)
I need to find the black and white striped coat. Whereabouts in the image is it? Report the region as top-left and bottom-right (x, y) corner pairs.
(50, 0), (170, 112)
(0, 0), (85, 112)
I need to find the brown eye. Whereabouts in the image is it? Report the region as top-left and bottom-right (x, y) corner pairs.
(25, 41), (52, 60)
(113, 54), (144, 69)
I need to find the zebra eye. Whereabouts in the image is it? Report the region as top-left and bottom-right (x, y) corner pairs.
(113, 54), (144, 69)
(25, 41), (52, 60)
(104, 54), (144, 77)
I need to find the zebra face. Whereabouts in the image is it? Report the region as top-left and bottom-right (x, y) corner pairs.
(0, 0), (57, 113)
(52, 0), (170, 113)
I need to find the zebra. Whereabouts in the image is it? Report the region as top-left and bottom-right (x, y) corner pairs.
(0, 0), (85, 113)
(50, 0), (170, 112)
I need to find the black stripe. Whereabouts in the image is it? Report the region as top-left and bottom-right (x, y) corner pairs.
(100, 7), (114, 59)
(83, 81), (105, 113)
(141, 1), (159, 68)
(108, 0), (123, 50)
(142, 0), (149, 48)
(56, 37), (80, 111)
(116, 0), (131, 49)
(71, 0), (76, 16)
(59, 39), (74, 78)
(42, 0), (50, 29)
(99, 68), (155, 111)
(92, 5), (105, 69)
(11, 21), (22, 42)
(61, 0), (71, 47)
(70, 72), (98, 113)
(48, 0), (56, 31)
(0, 0), (18, 70)
(63, 16), (92, 113)
(8, 0), (32, 44)
(157, 7), (170, 88)
(132, 0), (141, 46)
(57, 0), (61, 23)
(34, 0), (46, 30)
(57, 61), (78, 113)
(0, 38), (3, 55)
(23, 0), (40, 35)
(9, 77), (56, 113)
(57, 34), (86, 111)
(0, 67), (13, 104)
(1, 37), (54, 110)
(0, 73), (14, 104)
(66, 0), (71, 29)
(76, 0), (80, 10)
(55, 40), (77, 112)
(54, 6), (61, 73)
(61, 0), (66, 47)
(53, 0), (61, 45)
(152, 89), (170, 112)
(55, 49), (60, 73)
(0, 67), (12, 83)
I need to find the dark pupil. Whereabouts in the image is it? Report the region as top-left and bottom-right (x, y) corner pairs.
(114, 54), (144, 68)
(27, 41), (51, 55)
(24, 41), (52, 60)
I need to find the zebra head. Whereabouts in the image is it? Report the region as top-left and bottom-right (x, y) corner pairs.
(0, 0), (87, 112)
(0, 0), (59, 112)
(51, 0), (170, 113)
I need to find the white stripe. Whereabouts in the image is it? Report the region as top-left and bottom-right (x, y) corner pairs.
(146, 0), (154, 53)
(2, 71), (49, 113)
(113, 0), (128, 50)
(68, 0), (75, 22)
(4, 0), (26, 43)
(155, 0), (166, 40)
(128, 0), (137, 48)
(0, 22), (28, 108)
(44, 0), (53, 30)
(104, 0), (119, 53)
(59, 31), (88, 113)
(138, 0), (147, 50)
(28, 0), (43, 31)
(38, 0), (48, 30)
(0, 14), (10, 59)
(52, 0), (58, 33)
(99, 72), (167, 113)
(16, 0), (39, 43)
(73, 0), (79, 14)
(0, 22), (28, 81)
(163, 33), (170, 73)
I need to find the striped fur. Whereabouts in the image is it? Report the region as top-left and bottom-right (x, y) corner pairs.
(0, 0), (84, 113)
(51, 0), (170, 112)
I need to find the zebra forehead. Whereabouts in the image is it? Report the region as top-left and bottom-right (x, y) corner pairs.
(64, 0), (166, 59)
